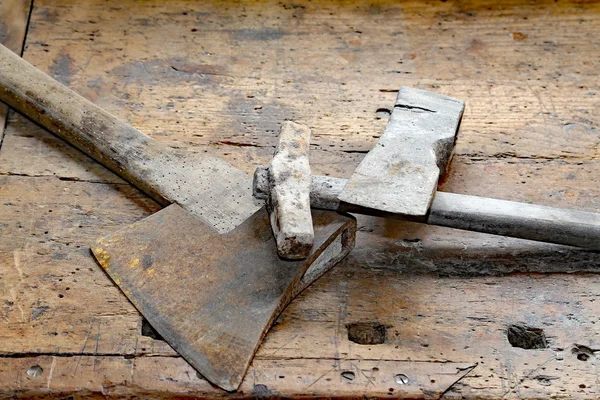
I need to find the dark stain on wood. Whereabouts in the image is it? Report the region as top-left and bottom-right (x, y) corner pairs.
(231, 28), (285, 41)
(49, 54), (75, 86)
(31, 304), (50, 320)
(108, 58), (219, 86)
(252, 383), (276, 398)
(170, 58), (226, 76)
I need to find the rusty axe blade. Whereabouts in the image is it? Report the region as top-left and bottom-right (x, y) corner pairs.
(93, 205), (354, 391)
(0, 43), (357, 391)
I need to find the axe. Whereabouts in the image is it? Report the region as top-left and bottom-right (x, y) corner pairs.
(255, 87), (600, 251)
(0, 43), (356, 391)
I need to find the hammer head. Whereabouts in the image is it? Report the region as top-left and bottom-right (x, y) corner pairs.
(338, 87), (465, 217)
(267, 121), (314, 260)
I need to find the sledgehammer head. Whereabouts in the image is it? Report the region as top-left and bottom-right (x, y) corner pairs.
(338, 87), (465, 217)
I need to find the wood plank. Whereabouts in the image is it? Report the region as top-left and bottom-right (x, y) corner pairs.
(0, 0), (599, 398)
(0, 177), (599, 397)
(0, 0), (32, 145)
(1, 176), (600, 397)
(0, 355), (479, 398)
(1, 0), (598, 177)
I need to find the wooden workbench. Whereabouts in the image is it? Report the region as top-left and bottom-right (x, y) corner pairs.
(0, 0), (598, 398)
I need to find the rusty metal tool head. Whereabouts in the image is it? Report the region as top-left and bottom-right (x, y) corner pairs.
(0, 43), (357, 391)
(265, 121), (314, 260)
(338, 86), (465, 218)
(93, 205), (355, 391)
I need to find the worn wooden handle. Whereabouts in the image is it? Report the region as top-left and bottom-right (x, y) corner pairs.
(254, 167), (600, 250)
(428, 192), (600, 251)
(0, 43), (262, 233)
(0, 43), (168, 199)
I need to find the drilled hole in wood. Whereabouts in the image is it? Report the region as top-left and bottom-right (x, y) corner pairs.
(572, 344), (595, 361)
(375, 108), (391, 119)
(346, 321), (387, 345)
(341, 371), (355, 381)
(26, 365), (43, 377)
(141, 318), (164, 341)
(506, 324), (548, 349)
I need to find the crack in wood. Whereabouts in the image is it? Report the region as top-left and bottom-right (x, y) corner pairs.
(437, 363), (478, 400)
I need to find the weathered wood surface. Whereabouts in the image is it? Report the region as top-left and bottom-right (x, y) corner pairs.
(0, 0), (598, 398)
(0, 0), (31, 144)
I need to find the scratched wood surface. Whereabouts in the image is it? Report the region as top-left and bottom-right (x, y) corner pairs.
(0, 0), (31, 144)
(0, 0), (598, 398)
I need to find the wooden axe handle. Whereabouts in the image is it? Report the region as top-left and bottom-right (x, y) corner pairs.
(254, 167), (600, 250)
(0, 43), (262, 233)
(0, 43), (169, 201)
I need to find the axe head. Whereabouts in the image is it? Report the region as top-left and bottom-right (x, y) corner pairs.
(92, 204), (355, 391)
(338, 87), (465, 217)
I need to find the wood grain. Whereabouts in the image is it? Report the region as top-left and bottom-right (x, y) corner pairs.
(0, 0), (31, 145)
(0, 0), (599, 398)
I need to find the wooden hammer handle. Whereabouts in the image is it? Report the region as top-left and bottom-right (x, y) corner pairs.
(0, 43), (170, 205)
(254, 167), (600, 250)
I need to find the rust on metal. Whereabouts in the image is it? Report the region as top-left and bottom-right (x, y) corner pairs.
(92, 204), (355, 391)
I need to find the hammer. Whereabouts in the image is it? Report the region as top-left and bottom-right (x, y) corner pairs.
(255, 87), (600, 251)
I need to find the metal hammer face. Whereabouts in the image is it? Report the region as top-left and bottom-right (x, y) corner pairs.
(338, 87), (465, 217)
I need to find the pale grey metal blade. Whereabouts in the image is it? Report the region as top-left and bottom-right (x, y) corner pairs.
(338, 87), (465, 217)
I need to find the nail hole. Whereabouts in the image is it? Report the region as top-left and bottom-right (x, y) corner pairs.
(375, 108), (391, 119)
(572, 344), (595, 361)
(346, 321), (387, 345)
(341, 371), (355, 381)
(394, 373), (409, 384)
(506, 324), (547, 349)
(26, 365), (43, 377)
(535, 376), (555, 386)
